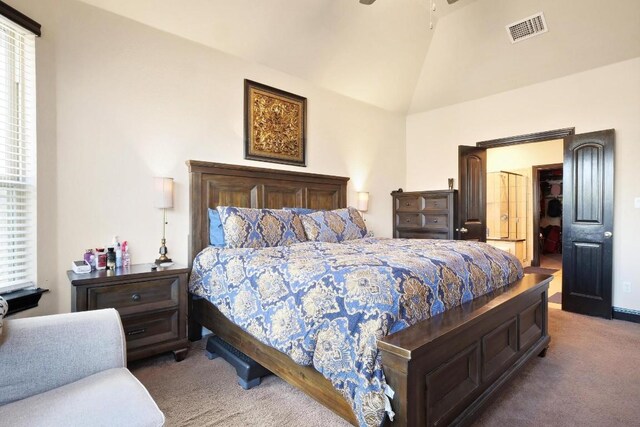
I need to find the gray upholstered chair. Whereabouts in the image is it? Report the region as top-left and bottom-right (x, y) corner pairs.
(0, 298), (164, 427)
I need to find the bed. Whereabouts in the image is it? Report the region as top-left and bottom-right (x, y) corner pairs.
(186, 160), (551, 426)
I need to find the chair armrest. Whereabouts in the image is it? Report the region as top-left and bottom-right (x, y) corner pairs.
(0, 309), (126, 405)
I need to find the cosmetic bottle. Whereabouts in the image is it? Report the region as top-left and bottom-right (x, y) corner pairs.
(122, 241), (131, 268)
(115, 242), (122, 268)
(106, 247), (116, 270)
(95, 248), (107, 270)
(84, 249), (94, 270)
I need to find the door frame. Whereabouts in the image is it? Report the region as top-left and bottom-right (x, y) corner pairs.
(460, 127), (574, 244)
(476, 127), (575, 148)
(531, 163), (563, 267)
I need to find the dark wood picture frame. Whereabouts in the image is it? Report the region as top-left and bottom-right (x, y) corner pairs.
(244, 80), (307, 167)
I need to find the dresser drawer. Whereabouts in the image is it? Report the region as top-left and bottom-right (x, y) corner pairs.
(423, 214), (449, 230)
(122, 309), (179, 351)
(396, 212), (422, 228)
(87, 277), (179, 315)
(396, 195), (421, 212)
(424, 196), (449, 211)
(397, 230), (449, 240)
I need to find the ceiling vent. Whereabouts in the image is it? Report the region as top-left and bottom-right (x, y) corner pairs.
(506, 12), (548, 44)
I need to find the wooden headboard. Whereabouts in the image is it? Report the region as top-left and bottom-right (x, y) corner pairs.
(186, 160), (349, 263)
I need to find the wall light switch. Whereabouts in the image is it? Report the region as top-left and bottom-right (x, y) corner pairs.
(635, 197), (640, 209)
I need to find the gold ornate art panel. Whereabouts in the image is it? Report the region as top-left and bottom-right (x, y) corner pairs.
(244, 79), (307, 166)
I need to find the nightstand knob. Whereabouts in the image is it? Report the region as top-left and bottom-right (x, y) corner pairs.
(131, 293), (141, 302)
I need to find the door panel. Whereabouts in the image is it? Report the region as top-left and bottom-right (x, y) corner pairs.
(458, 146), (487, 241)
(562, 129), (614, 318)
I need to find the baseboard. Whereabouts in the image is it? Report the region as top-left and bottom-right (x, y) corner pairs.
(612, 307), (640, 324)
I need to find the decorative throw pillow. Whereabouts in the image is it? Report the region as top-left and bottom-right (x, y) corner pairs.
(216, 206), (307, 249)
(0, 295), (7, 337)
(208, 208), (226, 247)
(300, 207), (368, 243)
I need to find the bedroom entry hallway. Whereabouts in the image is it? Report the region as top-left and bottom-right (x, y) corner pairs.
(459, 128), (615, 319)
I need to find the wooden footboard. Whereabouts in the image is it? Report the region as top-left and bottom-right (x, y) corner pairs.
(379, 273), (551, 426)
(189, 273), (551, 427)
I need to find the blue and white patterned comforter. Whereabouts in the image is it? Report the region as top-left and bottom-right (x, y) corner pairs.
(189, 238), (523, 426)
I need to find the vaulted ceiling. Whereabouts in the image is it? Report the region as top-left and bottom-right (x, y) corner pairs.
(78, 0), (640, 114)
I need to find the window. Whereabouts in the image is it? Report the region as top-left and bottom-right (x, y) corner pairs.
(0, 13), (37, 294)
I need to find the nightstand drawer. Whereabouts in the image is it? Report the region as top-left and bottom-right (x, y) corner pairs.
(122, 309), (179, 350)
(88, 277), (179, 315)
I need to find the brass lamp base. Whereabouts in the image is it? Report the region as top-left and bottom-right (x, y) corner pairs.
(155, 238), (172, 264)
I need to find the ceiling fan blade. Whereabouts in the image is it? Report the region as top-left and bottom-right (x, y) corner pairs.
(360, 0), (377, 4)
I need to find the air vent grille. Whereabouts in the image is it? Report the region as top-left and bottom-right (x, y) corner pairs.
(506, 12), (548, 43)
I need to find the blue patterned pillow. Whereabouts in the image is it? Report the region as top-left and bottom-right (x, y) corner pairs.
(300, 207), (368, 243)
(208, 208), (225, 247)
(217, 207), (307, 249)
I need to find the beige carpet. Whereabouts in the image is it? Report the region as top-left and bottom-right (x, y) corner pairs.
(130, 308), (640, 426)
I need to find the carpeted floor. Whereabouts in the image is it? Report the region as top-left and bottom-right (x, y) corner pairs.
(548, 292), (562, 304)
(130, 308), (640, 426)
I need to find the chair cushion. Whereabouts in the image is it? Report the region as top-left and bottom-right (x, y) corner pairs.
(0, 368), (164, 427)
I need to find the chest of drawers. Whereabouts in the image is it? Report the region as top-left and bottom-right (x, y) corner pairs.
(391, 190), (458, 240)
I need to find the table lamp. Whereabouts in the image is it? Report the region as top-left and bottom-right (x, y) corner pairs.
(154, 177), (173, 264)
(357, 191), (369, 212)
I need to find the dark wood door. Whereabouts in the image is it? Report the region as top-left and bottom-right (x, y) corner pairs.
(458, 146), (487, 241)
(562, 129), (614, 318)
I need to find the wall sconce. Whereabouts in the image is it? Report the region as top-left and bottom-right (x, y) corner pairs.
(357, 191), (369, 212)
(154, 177), (174, 264)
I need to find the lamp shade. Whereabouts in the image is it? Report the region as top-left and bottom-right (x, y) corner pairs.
(154, 177), (174, 209)
(357, 191), (369, 212)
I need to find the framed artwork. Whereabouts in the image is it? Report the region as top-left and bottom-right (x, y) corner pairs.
(244, 79), (307, 167)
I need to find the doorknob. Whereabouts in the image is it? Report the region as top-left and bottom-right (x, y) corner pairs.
(604, 231), (613, 238)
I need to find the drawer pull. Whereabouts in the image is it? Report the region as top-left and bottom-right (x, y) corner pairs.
(126, 328), (146, 336)
(405, 202), (411, 206)
(405, 218), (411, 223)
(433, 202), (438, 206)
(433, 218), (438, 223)
(131, 293), (141, 302)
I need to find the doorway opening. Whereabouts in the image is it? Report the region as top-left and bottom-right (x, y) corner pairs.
(532, 163), (564, 307)
(481, 138), (565, 308)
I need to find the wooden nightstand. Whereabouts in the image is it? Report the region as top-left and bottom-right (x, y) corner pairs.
(68, 263), (190, 362)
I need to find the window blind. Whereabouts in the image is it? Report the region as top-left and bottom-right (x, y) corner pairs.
(0, 15), (36, 294)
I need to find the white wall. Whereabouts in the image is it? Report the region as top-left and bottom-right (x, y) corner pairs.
(11, 0), (406, 316)
(407, 57), (640, 311)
